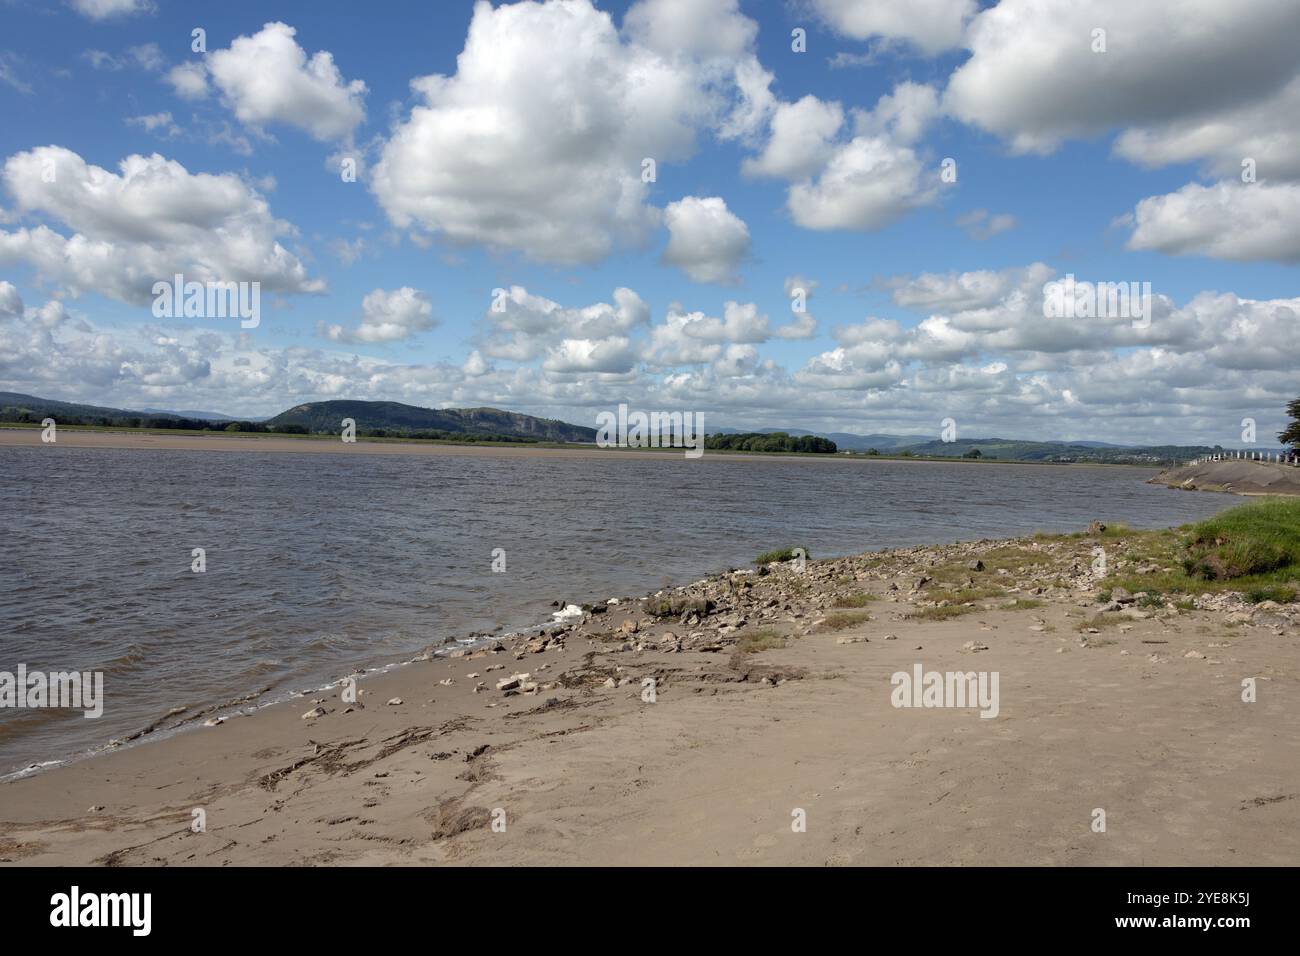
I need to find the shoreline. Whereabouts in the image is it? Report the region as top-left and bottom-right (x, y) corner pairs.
(2, 426), (1167, 470)
(2, 520), (1297, 866)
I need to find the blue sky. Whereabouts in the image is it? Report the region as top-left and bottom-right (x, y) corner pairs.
(1, 0), (1297, 444)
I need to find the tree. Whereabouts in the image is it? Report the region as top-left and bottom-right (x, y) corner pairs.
(963, 448), (983, 459)
(1280, 397), (1300, 450)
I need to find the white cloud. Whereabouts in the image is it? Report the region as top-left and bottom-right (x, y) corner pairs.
(126, 112), (181, 138)
(809, 0), (976, 55)
(4, 281), (1297, 446)
(0, 280), (22, 318)
(318, 287), (436, 343)
(203, 23), (367, 142)
(1126, 181), (1300, 263)
(741, 95), (843, 181)
(166, 62), (210, 100)
(788, 136), (938, 230)
(69, 0), (153, 20)
(744, 83), (942, 232)
(0, 146), (323, 304)
(479, 286), (650, 365)
(945, 0), (1300, 156)
(543, 336), (636, 374)
(371, 0), (760, 265)
(623, 0), (757, 59)
(661, 196), (750, 284)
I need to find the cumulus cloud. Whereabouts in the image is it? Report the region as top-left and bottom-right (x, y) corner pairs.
(0, 145), (323, 304)
(478, 286), (650, 368)
(0, 280), (22, 318)
(661, 196), (750, 284)
(186, 23), (368, 142)
(166, 62), (210, 100)
(3, 276), (1296, 445)
(808, 0), (976, 55)
(788, 135), (938, 230)
(742, 95), (844, 181)
(1125, 181), (1300, 263)
(744, 82), (942, 231)
(371, 0), (762, 264)
(318, 287), (436, 343)
(945, 0), (1300, 156)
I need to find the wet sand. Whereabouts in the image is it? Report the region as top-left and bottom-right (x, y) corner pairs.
(1, 530), (1296, 866)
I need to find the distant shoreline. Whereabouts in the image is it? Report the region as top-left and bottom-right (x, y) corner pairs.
(0, 425), (1161, 468)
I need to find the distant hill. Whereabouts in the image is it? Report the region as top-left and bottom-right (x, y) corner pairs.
(0, 391), (189, 426)
(889, 437), (1226, 464)
(264, 400), (596, 442)
(0, 391), (596, 443)
(139, 407), (255, 422)
(0, 390), (1260, 460)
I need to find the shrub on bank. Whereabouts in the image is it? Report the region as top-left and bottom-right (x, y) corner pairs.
(1183, 498), (1300, 580)
(756, 546), (811, 565)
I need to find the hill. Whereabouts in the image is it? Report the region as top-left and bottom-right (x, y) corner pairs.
(0, 391), (596, 443)
(263, 400), (595, 442)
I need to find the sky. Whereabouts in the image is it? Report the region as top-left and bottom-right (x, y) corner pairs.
(0, 0), (1297, 446)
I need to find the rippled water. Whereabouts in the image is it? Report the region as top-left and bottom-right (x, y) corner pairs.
(0, 445), (1233, 774)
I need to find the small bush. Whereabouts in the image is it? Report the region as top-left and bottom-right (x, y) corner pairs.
(905, 605), (977, 621)
(819, 611), (872, 630)
(756, 546), (811, 565)
(735, 629), (788, 654)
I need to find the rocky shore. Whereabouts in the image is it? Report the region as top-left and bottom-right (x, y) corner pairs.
(1, 524), (1297, 866)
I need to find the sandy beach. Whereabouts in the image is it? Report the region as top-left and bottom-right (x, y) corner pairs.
(1, 526), (1296, 866)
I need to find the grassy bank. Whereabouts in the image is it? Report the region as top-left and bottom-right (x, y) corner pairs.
(1094, 498), (1300, 603)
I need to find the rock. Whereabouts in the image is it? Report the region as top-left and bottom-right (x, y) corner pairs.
(602, 677), (617, 688)
(967, 559), (985, 572)
(961, 641), (989, 652)
(301, 706), (327, 719)
(619, 619), (640, 635)
(836, 635), (869, 644)
(496, 677), (520, 691)
(1087, 521), (1106, 534)
(1111, 587), (1134, 604)
(884, 633), (897, 640)
(387, 697), (403, 706)
(1183, 650), (1205, 659)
